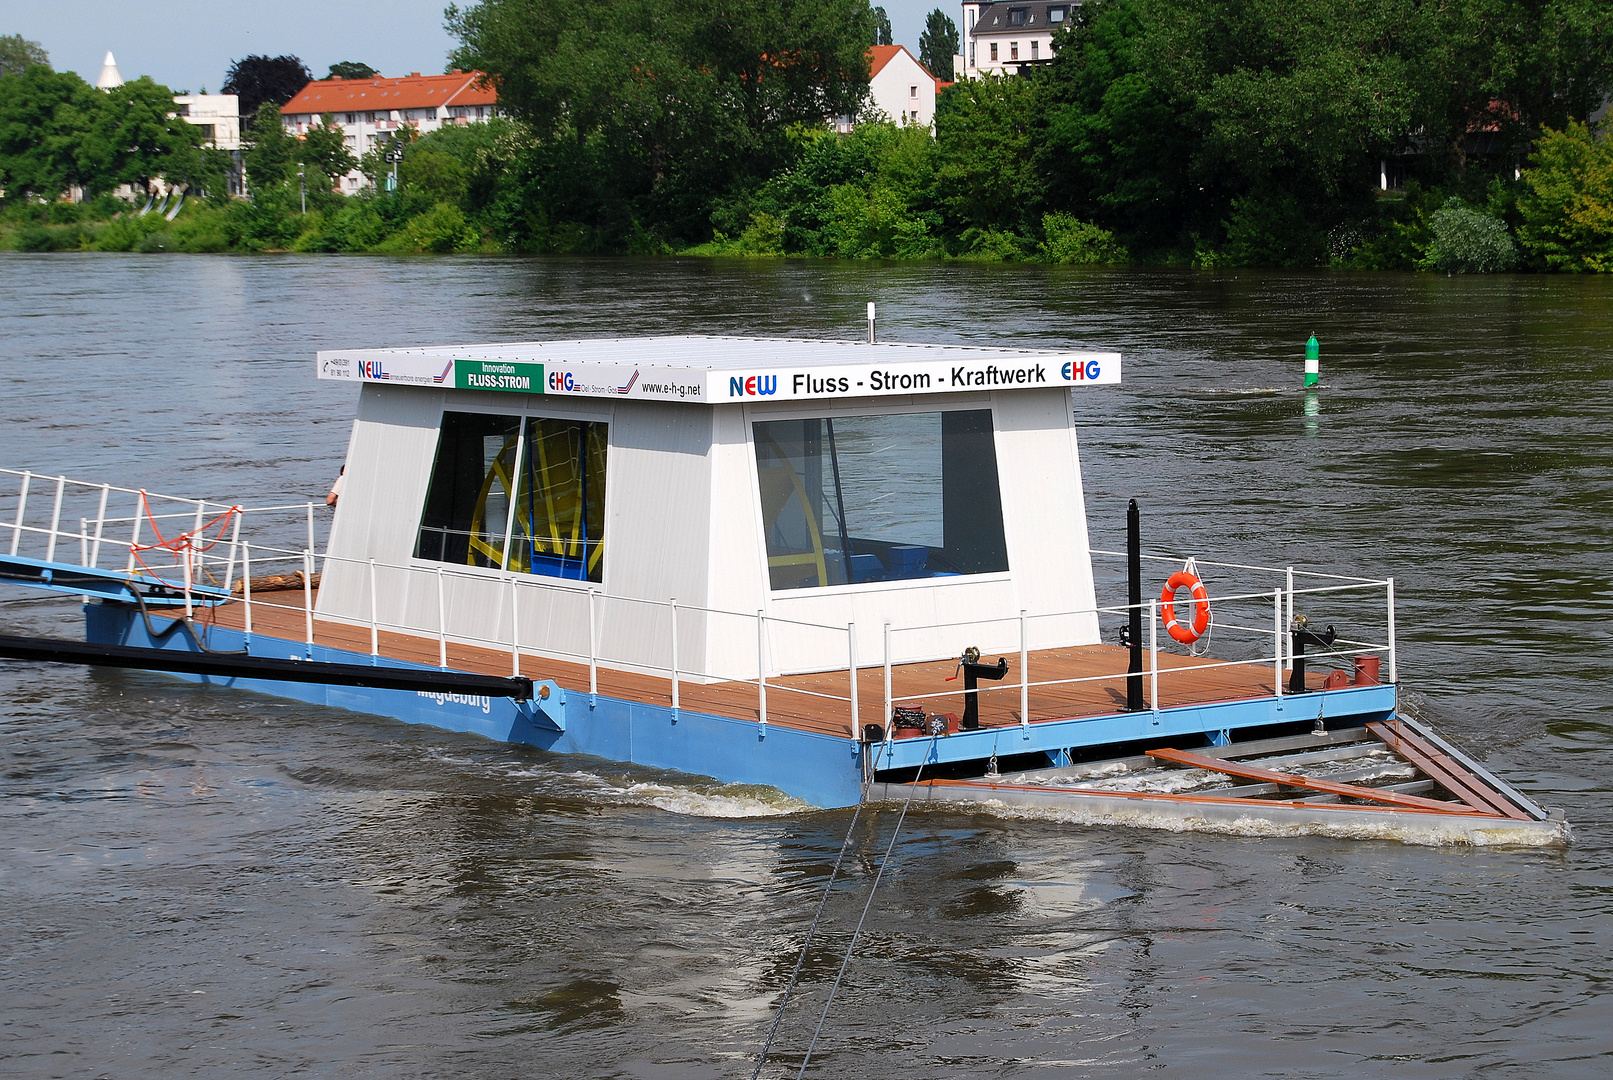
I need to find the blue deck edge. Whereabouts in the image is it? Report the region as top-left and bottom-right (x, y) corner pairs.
(84, 603), (1397, 809)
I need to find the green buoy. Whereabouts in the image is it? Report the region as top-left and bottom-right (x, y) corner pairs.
(1304, 334), (1320, 387)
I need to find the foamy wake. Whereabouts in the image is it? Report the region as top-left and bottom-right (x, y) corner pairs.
(562, 771), (813, 818)
(967, 798), (1570, 848)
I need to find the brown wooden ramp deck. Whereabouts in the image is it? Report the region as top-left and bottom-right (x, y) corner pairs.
(193, 590), (1315, 740)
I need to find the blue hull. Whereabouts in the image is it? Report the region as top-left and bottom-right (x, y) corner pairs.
(85, 603), (1397, 809)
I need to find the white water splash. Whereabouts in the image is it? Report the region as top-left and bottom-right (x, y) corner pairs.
(554, 770), (812, 818)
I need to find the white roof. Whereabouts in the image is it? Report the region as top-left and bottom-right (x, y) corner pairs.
(316, 335), (1120, 404)
(96, 51), (123, 90)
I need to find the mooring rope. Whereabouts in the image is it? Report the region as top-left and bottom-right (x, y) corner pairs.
(793, 733), (937, 1078)
(748, 759), (875, 1080)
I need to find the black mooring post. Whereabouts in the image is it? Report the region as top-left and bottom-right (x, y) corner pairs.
(1126, 499), (1145, 711)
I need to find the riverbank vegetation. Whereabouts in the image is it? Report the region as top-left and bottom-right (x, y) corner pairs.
(3, 0), (1612, 270)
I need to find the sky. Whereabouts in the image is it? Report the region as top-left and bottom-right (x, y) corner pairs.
(0, 0), (952, 94)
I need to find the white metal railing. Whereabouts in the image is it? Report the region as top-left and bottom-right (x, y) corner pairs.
(1, 468), (330, 596)
(218, 534), (860, 712)
(872, 575), (1394, 737)
(4, 467), (1398, 743)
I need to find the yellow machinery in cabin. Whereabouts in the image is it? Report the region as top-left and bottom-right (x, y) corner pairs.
(465, 419), (606, 581)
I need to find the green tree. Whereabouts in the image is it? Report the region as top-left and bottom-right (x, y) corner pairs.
(299, 112), (358, 186)
(399, 147), (469, 209)
(448, 0), (875, 242)
(222, 54), (312, 123)
(918, 9), (958, 79)
(0, 65), (101, 199)
(0, 33), (48, 76)
(244, 104), (299, 191)
(1033, 0), (1613, 264)
(78, 76), (207, 196)
(872, 6), (893, 46)
(936, 74), (1041, 237)
(1517, 120), (1613, 272)
(326, 61), (378, 80)
(1422, 196), (1518, 272)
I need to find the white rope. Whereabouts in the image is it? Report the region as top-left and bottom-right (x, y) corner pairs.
(795, 733), (938, 1077)
(1182, 556), (1216, 657)
(750, 767), (875, 1079)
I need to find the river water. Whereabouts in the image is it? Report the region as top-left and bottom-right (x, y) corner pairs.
(1, 254), (1610, 1079)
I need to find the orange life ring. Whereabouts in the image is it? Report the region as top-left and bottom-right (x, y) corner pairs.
(1160, 571), (1210, 644)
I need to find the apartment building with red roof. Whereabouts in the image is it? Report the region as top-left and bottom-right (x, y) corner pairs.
(278, 71), (499, 193)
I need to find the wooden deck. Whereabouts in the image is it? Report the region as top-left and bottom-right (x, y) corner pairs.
(191, 590), (1317, 741)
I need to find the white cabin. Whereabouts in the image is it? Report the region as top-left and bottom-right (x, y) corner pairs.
(315, 336), (1119, 681)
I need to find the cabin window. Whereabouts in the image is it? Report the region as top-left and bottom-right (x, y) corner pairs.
(753, 410), (1008, 591)
(416, 412), (608, 582)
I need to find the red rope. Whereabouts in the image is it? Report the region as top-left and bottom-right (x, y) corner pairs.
(128, 492), (241, 586)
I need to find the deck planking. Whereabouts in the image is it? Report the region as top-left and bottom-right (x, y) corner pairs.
(189, 589), (1324, 741)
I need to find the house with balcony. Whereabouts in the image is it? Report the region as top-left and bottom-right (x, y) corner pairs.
(173, 94), (245, 196)
(961, 1), (1076, 78)
(277, 71), (499, 193)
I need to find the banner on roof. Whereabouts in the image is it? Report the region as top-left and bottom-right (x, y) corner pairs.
(316, 349), (1121, 401)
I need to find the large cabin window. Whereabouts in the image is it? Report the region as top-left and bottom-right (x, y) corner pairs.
(416, 411), (607, 582)
(753, 409), (1008, 591)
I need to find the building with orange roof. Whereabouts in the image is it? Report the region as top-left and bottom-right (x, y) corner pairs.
(278, 71), (499, 193)
(841, 45), (941, 133)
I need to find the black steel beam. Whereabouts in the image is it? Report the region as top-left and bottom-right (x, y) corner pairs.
(0, 633), (533, 700)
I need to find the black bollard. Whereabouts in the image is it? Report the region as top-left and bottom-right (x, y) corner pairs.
(1127, 499), (1145, 711)
(1288, 623), (1338, 694)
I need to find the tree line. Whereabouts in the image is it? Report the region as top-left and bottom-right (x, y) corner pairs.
(3, 2), (1612, 270)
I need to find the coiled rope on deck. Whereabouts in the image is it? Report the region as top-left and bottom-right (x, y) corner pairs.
(751, 733), (938, 1079)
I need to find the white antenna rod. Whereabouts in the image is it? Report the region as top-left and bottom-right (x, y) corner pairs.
(866, 302), (876, 343)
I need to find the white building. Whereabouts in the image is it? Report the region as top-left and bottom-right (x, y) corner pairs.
(864, 45), (943, 130)
(961, 1), (1076, 77)
(173, 94), (241, 151)
(277, 71), (499, 194)
(173, 93), (245, 196)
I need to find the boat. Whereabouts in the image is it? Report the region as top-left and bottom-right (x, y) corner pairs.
(0, 333), (1569, 846)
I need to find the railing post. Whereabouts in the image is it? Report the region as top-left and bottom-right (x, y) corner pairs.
(848, 622), (860, 739)
(588, 588), (598, 707)
(125, 492), (142, 574)
(90, 483), (109, 568)
(241, 541), (253, 645)
(44, 476), (65, 563)
(306, 502), (316, 558)
(183, 539), (195, 621)
(302, 549), (315, 658)
(368, 558), (380, 661)
(435, 564), (447, 669)
(757, 609), (768, 730)
(669, 597), (679, 715)
(1273, 588), (1284, 700)
(1019, 608), (1030, 732)
(190, 502), (205, 586)
(1148, 597), (1158, 713)
(224, 509), (242, 592)
(1386, 577), (1398, 684)
(882, 622), (892, 740)
(79, 517), (88, 567)
(1284, 565), (1295, 671)
(509, 576), (520, 677)
(9, 470), (30, 556)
